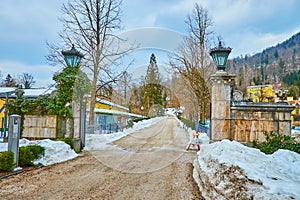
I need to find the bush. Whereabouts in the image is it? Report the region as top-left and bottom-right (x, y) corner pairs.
(127, 117), (150, 127)
(0, 151), (15, 172)
(253, 132), (300, 154)
(132, 117), (150, 123)
(61, 138), (72, 147)
(180, 118), (195, 130)
(19, 145), (45, 167)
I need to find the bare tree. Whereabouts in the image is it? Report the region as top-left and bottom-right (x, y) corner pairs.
(171, 74), (198, 120)
(17, 73), (35, 89)
(169, 3), (215, 124)
(47, 0), (135, 126)
(111, 71), (132, 106)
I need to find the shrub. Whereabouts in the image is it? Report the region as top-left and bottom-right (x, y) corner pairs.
(19, 145), (45, 167)
(0, 151), (15, 172)
(180, 118), (195, 130)
(132, 117), (150, 123)
(127, 117), (150, 127)
(61, 138), (72, 147)
(253, 132), (300, 154)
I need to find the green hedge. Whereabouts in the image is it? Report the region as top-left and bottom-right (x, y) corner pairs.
(127, 117), (150, 127)
(132, 117), (150, 123)
(0, 151), (15, 172)
(253, 132), (300, 154)
(179, 117), (195, 130)
(19, 145), (45, 167)
(0, 145), (45, 172)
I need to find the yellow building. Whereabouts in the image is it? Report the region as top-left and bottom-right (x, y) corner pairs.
(0, 88), (16, 135)
(291, 103), (300, 126)
(93, 98), (144, 134)
(95, 98), (129, 112)
(0, 88), (55, 135)
(246, 85), (275, 103)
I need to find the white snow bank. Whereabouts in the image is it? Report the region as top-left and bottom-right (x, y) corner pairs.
(194, 140), (300, 199)
(0, 117), (166, 166)
(0, 138), (78, 166)
(187, 128), (210, 145)
(84, 116), (166, 150)
(175, 116), (210, 145)
(292, 129), (300, 142)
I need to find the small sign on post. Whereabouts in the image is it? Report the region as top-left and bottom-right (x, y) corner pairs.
(186, 131), (201, 151)
(8, 114), (21, 167)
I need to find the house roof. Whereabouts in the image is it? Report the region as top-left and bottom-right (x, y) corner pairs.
(13, 88), (55, 98)
(0, 87), (16, 94)
(96, 98), (129, 112)
(247, 84), (272, 89)
(0, 87), (55, 98)
(94, 108), (144, 118)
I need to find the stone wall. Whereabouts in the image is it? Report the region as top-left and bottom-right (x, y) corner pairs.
(23, 115), (57, 138)
(210, 71), (294, 143)
(230, 102), (294, 142)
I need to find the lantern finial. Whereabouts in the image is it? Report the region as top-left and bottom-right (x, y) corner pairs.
(209, 41), (232, 71)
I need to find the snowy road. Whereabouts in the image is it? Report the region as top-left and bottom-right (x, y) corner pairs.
(0, 115), (203, 199)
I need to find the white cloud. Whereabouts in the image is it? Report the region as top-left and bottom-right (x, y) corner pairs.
(0, 0), (299, 85)
(227, 27), (300, 58)
(167, 0), (195, 13)
(0, 60), (61, 87)
(118, 27), (184, 53)
(0, 0), (63, 42)
(162, 0), (299, 57)
(202, 0), (295, 30)
(122, 0), (300, 58)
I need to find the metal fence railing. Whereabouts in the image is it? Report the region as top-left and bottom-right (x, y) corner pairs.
(86, 123), (124, 134)
(196, 122), (210, 137)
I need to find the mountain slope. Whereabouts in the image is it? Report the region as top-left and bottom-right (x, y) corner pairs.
(231, 31), (300, 90)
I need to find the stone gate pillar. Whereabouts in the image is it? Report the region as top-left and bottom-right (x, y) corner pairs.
(210, 71), (235, 141)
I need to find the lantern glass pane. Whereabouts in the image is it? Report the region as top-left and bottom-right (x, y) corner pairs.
(211, 51), (229, 66)
(64, 55), (82, 67)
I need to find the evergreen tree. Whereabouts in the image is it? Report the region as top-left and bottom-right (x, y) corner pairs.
(2, 74), (17, 87)
(145, 54), (161, 84)
(274, 50), (279, 59)
(142, 54), (163, 116)
(287, 85), (299, 100)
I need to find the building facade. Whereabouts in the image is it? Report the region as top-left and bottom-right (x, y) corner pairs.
(246, 85), (275, 103)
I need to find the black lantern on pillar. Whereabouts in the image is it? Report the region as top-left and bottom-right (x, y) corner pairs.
(61, 44), (84, 67)
(209, 41), (232, 71)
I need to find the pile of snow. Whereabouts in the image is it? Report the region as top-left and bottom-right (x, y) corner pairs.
(187, 129), (210, 145)
(0, 138), (78, 166)
(292, 129), (300, 142)
(0, 117), (166, 167)
(85, 116), (166, 150)
(176, 117), (210, 145)
(165, 108), (177, 115)
(193, 140), (300, 199)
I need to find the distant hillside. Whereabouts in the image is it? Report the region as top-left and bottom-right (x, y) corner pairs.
(231, 31), (300, 91)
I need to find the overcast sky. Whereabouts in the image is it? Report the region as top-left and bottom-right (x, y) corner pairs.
(0, 0), (300, 87)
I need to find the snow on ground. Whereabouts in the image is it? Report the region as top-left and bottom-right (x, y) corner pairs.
(1, 113), (300, 199)
(0, 116), (166, 166)
(0, 138), (78, 166)
(84, 116), (166, 150)
(176, 117), (210, 149)
(292, 129), (300, 142)
(193, 139), (300, 199)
